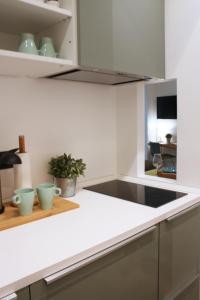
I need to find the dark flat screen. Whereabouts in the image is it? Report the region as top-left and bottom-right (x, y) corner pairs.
(157, 96), (177, 119)
(85, 180), (186, 208)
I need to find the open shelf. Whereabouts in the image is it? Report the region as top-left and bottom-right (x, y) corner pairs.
(0, 50), (76, 77)
(0, 0), (72, 34)
(0, 0), (77, 78)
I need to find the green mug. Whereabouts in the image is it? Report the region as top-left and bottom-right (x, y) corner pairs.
(39, 37), (57, 58)
(12, 188), (35, 216)
(36, 183), (61, 210)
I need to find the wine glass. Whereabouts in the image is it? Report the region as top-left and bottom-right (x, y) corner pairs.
(153, 154), (163, 172)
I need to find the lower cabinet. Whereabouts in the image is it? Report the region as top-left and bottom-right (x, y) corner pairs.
(30, 226), (158, 300)
(17, 288), (30, 300)
(159, 204), (200, 300)
(174, 276), (199, 300)
(0, 287), (30, 300)
(4, 204), (200, 300)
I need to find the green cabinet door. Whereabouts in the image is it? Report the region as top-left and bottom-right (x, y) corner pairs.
(77, 0), (165, 78)
(113, 0), (165, 78)
(159, 204), (200, 300)
(174, 276), (199, 300)
(0, 287), (30, 300)
(77, 0), (114, 71)
(31, 226), (158, 300)
(17, 287), (30, 300)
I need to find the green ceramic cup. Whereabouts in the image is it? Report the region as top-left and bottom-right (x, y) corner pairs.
(12, 188), (35, 216)
(36, 183), (61, 210)
(39, 37), (57, 58)
(18, 33), (38, 55)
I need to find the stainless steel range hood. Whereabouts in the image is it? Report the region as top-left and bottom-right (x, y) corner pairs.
(49, 67), (151, 85)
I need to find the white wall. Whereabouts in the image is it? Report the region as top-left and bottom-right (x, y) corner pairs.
(165, 0), (200, 187)
(0, 77), (117, 197)
(116, 83), (140, 178)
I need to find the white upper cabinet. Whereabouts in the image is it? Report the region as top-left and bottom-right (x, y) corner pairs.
(0, 0), (78, 77)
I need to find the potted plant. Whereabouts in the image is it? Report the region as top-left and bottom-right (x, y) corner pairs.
(48, 153), (86, 197)
(165, 133), (172, 144)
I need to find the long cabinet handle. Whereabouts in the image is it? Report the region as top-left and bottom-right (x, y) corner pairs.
(166, 203), (200, 222)
(0, 293), (18, 300)
(44, 225), (157, 285)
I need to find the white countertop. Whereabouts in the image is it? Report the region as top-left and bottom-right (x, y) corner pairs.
(0, 177), (200, 298)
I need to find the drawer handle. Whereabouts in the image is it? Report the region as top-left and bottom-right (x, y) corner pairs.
(44, 226), (157, 285)
(166, 203), (200, 222)
(0, 293), (17, 300)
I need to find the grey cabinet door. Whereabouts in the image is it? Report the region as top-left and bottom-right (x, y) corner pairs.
(113, 0), (165, 78)
(1, 287), (30, 300)
(17, 287), (30, 300)
(174, 276), (199, 300)
(31, 226), (158, 300)
(159, 205), (200, 300)
(77, 0), (165, 78)
(77, 0), (114, 71)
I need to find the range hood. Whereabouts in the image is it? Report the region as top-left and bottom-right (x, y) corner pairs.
(49, 67), (151, 85)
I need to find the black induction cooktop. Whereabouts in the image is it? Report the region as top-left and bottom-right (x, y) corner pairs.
(84, 180), (187, 208)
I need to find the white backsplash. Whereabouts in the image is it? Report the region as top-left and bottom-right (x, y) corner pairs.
(0, 76), (117, 196)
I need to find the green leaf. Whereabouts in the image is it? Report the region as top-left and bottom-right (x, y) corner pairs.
(48, 153), (86, 179)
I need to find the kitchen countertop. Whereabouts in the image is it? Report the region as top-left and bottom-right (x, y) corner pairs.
(0, 177), (200, 298)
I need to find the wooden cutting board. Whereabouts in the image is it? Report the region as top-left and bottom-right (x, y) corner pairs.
(0, 197), (80, 231)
